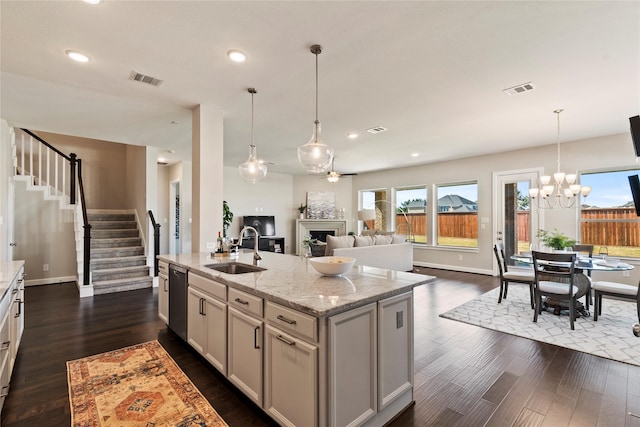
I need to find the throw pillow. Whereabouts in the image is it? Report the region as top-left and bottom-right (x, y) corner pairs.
(354, 235), (374, 247)
(373, 234), (393, 245)
(324, 235), (355, 256)
(391, 234), (406, 244)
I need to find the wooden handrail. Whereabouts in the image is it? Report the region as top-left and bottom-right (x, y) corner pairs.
(148, 210), (161, 277)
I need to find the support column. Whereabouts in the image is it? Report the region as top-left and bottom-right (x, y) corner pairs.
(192, 105), (224, 252)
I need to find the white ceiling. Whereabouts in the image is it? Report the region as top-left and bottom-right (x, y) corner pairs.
(1, 1), (638, 176)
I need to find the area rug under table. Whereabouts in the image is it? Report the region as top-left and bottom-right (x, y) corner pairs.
(440, 286), (640, 367)
(67, 340), (228, 427)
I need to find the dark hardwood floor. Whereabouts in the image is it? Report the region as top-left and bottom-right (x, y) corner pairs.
(2, 267), (639, 427)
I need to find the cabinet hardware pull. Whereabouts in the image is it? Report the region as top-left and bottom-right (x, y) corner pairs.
(276, 315), (297, 325)
(11, 289), (17, 295)
(276, 335), (296, 346)
(15, 299), (22, 318)
(163, 278), (168, 292)
(235, 297), (249, 305)
(200, 298), (206, 316)
(0, 385), (9, 397)
(254, 326), (260, 349)
(0, 341), (9, 351)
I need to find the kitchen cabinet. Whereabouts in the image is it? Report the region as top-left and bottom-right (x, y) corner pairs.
(187, 284), (227, 374)
(0, 262), (25, 413)
(158, 261), (169, 324)
(377, 292), (413, 411)
(228, 301), (263, 407)
(264, 324), (318, 427)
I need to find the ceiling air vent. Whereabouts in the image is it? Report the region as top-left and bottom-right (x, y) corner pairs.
(503, 82), (534, 96)
(129, 71), (163, 87)
(366, 126), (388, 134)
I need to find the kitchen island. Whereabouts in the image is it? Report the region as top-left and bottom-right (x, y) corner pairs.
(158, 251), (434, 427)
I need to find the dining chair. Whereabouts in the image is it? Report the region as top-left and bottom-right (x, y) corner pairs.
(572, 244), (594, 312)
(493, 243), (535, 308)
(591, 279), (640, 323)
(532, 251), (579, 330)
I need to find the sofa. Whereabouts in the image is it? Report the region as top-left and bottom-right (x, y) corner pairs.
(324, 234), (414, 272)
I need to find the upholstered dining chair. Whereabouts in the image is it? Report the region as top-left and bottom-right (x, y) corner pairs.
(493, 243), (535, 308)
(532, 251), (579, 330)
(591, 279), (640, 323)
(572, 244), (594, 311)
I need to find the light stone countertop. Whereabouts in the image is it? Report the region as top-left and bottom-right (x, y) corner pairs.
(158, 251), (434, 317)
(0, 260), (25, 301)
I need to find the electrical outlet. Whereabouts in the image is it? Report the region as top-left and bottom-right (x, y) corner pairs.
(458, 255), (463, 261)
(623, 270), (630, 277)
(43, 264), (49, 271)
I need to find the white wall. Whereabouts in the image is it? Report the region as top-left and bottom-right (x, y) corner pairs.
(351, 132), (639, 283)
(224, 167), (295, 253)
(292, 174), (354, 232)
(0, 120), (11, 262)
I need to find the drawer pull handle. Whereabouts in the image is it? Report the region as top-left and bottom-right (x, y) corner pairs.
(276, 315), (297, 325)
(276, 335), (296, 346)
(254, 326), (260, 349)
(15, 299), (22, 318)
(235, 298), (249, 305)
(11, 289), (17, 295)
(0, 385), (9, 397)
(0, 341), (10, 351)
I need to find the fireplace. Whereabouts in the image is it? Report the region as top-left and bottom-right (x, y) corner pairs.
(310, 230), (335, 242)
(296, 219), (347, 255)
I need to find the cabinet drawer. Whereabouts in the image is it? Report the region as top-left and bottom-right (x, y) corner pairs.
(188, 273), (226, 302)
(266, 301), (317, 342)
(158, 261), (169, 275)
(228, 288), (263, 317)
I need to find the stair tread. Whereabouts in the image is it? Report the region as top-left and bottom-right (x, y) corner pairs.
(92, 265), (149, 273)
(91, 255), (146, 262)
(92, 276), (153, 286)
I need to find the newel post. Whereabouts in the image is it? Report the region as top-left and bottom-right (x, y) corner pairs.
(69, 153), (77, 205)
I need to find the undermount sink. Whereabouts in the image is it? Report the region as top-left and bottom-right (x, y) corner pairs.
(204, 262), (266, 274)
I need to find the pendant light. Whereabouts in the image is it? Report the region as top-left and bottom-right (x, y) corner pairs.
(297, 44), (334, 174)
(239, 88), (267, 184)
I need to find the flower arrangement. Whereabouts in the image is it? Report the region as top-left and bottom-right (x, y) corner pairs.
(302, 235), (315, 248)
(537, 229), (576, 251)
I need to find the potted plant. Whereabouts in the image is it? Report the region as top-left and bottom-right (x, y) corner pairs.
(537, 229), (576, 251)
(297, 203), (307, 219)
(222, 200), (233, 238)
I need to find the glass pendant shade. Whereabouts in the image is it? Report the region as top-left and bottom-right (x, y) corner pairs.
(298, 120), (334, 173)
(239, 144), (267, 184)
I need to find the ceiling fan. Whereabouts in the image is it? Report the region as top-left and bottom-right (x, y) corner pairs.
(325, 158), (357, 183)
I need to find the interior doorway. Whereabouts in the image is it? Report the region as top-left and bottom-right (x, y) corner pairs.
(493, 169), (542, 271)
(170, 180), (181, 255)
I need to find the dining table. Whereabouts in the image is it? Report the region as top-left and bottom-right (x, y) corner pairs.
(510, 252), (634, 317)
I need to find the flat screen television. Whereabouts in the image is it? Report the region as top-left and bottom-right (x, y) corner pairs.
(242, 215), (275, 237)
(628, 175), (640, 216)
(630, 115), (640, 157)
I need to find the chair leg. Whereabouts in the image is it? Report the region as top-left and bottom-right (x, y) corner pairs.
(569, 297), (575, 330)
(498, 281), (504, 303)
(533, 292), (540, 323)
(528, 284), (534, 309)
(593, 292), (600, 321)
(504, 283), (509, 299)
(584, 288), (590, 312)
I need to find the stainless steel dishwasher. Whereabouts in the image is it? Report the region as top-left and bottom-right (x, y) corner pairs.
(168, 265), (187, 340)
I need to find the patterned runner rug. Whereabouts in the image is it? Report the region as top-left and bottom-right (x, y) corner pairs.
(67, 340), (228, 427)
(440, 286), (640, 366)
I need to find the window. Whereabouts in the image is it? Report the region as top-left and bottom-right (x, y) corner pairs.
(360, 189), (388, 233)
(436, 182), (478, 247)
(580, 169), (640, 257)
(395, 186), (426, 243)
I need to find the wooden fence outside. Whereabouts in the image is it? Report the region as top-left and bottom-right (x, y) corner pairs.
(394, 208), (640, 246)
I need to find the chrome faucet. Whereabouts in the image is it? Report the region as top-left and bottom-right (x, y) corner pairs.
(239, 226), (262, 266)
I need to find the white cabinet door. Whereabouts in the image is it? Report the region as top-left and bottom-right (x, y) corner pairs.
(228, 307), (263, 407)
(203, 296), (227, 374)
(264, 325), (318, 427)
(187, 287), (206, 354)
(328, 303), (377, 427)
(9, 268), (24, 371)
(378, 292), (413, 410)
(158, 273), (169, 324)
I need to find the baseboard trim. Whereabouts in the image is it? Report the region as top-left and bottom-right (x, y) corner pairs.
(413, 261), (492, 276)
(25, 275), (77, 287)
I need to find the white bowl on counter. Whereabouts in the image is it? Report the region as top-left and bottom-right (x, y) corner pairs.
(308, 256), (356, 276)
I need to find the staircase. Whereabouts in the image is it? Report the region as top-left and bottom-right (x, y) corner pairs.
(89, 211), (152, 295)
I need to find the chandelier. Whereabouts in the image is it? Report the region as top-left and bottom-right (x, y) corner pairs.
(297, 44), (334, 174)
(239, 88), (268, 184)
(529, 109), (591, 208)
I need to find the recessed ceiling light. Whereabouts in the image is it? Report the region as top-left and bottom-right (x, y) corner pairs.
(82, 0), (102, 4)
(227, 50), (247, 62)
(347, 132), (358, 139)
(411, 153), (419, 157)
(65, 50), (90, 63)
